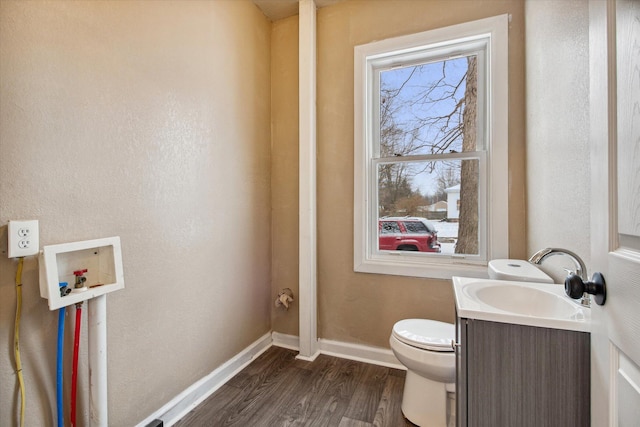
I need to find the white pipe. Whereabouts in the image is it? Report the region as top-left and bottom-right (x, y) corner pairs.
(298, 0), (319, 362)
(88, 294), (108, 427)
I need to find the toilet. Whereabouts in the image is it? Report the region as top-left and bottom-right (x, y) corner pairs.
(389, 318), (455, 427)
(390, 259), (554, 426)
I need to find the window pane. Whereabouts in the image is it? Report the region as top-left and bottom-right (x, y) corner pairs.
(404, 221), (428, 233)
(380, 221), (401, 234)
(377, 159), (479, 255)
(379, 56), (478, 157)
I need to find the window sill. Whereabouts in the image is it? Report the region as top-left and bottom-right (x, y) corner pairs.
(354, 257), (491, 280)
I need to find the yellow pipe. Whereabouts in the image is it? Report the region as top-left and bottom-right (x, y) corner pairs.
(14, 257), (25, 427)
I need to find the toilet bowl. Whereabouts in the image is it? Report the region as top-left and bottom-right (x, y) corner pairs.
(389, 318), (455, 427)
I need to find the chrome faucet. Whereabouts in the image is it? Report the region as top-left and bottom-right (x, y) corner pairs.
(529, 248), (590, 306)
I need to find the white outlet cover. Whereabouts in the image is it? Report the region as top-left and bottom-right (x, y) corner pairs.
(8, 220), (39, 258)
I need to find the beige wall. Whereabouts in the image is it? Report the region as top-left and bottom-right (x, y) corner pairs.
(311, 0), (526, 347)
(0, 1), (271, 425)
(271, 16), (300, 336)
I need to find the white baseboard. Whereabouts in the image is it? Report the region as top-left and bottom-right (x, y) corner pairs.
(136, 332), (272, 427)
(271, 332), (404, 370)
(318, 338), (404, 370)
(138, 331), (404, 426)
(271, 331), (300, 350)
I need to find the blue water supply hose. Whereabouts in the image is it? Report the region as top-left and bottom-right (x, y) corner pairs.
(57, 283), (69, 427)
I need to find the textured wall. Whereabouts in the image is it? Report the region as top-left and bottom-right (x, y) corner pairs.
(271, 16), (301, 336)
(314, 0), (526, 348)
(525, 0), (591, 281)
(0, 1), (271, 425)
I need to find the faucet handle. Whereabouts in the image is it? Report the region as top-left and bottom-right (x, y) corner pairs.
(562, 267), (575, 276)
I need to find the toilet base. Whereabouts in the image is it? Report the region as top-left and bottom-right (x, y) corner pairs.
(401, 370), (449, 427)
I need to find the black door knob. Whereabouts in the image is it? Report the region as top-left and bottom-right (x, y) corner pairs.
(564, 272), (607, 306)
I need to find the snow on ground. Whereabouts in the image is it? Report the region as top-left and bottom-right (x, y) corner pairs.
(440, 242), (456, 254)
(431, 220), (458, 239)
(428, 220), (458, 255)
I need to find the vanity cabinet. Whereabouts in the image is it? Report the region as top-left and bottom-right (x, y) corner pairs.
(456, 317), (590, 427)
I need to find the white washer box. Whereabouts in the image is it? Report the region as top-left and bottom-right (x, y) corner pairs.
(39, 236), (124, 310)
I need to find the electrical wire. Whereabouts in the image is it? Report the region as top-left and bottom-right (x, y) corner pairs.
(14, 257), (25, 427)
(57, 306), (66, 427)
(70, 303), (82, 427)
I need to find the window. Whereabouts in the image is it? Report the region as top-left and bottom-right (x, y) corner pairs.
(381, 221), (401, 234)
(354, 15), (509, 279)
(404, 221), (429, 234)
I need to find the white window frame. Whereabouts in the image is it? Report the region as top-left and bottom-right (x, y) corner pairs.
(354, 15), (509, 280)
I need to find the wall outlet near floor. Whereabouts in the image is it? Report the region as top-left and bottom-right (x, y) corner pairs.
(8, 220), (39, 258)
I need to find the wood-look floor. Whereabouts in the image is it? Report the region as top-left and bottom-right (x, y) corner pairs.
(174, 346), (416, 427)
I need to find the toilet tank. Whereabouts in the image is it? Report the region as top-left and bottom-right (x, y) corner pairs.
(488, 259), (554, 283)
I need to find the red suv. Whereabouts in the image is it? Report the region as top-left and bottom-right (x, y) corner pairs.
(378, 217), (441, 253)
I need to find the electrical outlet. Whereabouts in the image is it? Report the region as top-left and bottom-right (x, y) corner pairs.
(8, 220), (39, 258)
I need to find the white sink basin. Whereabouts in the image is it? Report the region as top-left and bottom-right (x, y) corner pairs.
(452, 277), (590, 332)
(468, 284), (580, 317)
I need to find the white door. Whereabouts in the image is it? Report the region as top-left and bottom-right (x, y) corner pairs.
(590, 1), (640, 426)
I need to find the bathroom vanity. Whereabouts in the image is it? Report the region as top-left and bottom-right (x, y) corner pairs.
(452, 276), (591, 427)
(456, 317), (590, 427)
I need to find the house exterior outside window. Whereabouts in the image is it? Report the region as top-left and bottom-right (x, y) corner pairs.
(447, 185), (461, 220)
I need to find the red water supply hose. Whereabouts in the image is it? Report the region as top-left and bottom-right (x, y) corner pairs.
(70, 304), (82, 427)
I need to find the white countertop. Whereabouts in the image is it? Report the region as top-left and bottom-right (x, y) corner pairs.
(452, 276), (591, 333)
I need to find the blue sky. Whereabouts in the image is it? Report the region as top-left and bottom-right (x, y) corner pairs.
(379, 57), (470, 197)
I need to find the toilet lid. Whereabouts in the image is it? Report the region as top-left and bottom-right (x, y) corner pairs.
(392, 319), (455, 352)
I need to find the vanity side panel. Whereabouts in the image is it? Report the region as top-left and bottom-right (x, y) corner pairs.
(456, 315), (468, 427)
(465, 319), (589, 427)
